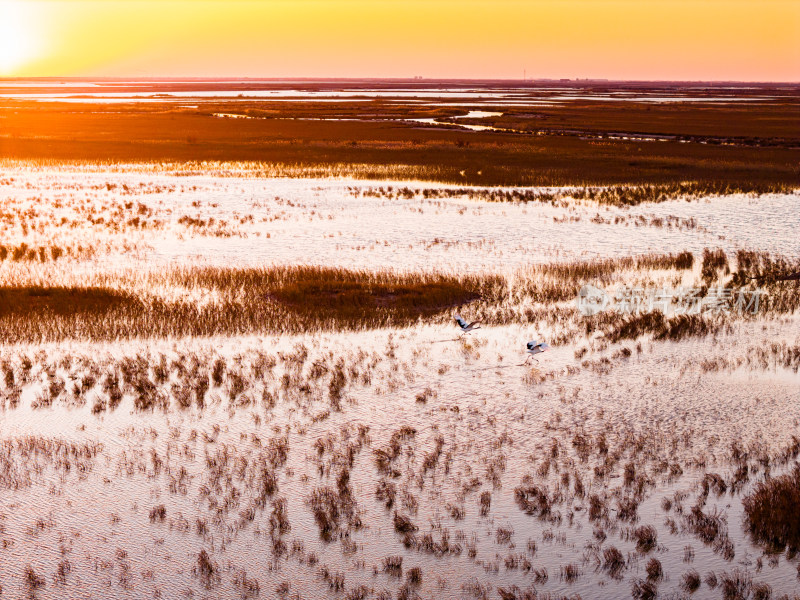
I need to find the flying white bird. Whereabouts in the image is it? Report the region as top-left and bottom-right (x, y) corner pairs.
(454, 315), (481, 335)
(525, 340), (550, 362)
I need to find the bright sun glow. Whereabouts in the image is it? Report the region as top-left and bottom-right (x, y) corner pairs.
(0, 0), (41, 75)
(0, 1), (798, 80)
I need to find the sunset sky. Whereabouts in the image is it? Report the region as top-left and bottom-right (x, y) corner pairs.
(1, 0), (798, 81)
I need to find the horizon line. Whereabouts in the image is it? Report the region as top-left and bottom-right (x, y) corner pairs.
(1, 76), (799, 85)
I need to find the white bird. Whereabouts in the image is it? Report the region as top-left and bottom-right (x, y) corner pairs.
(525, 340), (550, 362)
(454, 315), (481, 335)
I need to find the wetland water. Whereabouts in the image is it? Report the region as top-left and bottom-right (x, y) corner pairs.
(0, 165), (798, 598)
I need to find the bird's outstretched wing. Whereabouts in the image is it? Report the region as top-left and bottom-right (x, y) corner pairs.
(455, 315), (468, 329)
(526, 340), (537, 350)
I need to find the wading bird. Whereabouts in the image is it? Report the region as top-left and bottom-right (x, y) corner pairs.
(525, 340), (550, 362)
(454, 315), (481, 336)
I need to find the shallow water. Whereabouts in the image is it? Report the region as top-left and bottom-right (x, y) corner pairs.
(0, 164), (799, 598)
(0, 319), (798, 599)
(0, 81), (785, 105)
(1, 169), (798, 273)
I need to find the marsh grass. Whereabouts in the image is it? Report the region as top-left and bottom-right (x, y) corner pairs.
(728, 251), (800, 314)
(0, 286), (142, 318)
(193, 549), (220, 589)
(0, 266), (500, 342)
(599, 312), (726, 344)
(7, 90), (799, 187)
(24, 565), (45, 593)
(0, 320), (794, 592)
(631, 579), (658, 600)
(5, 248), (791, 344)
(743, 466), (800, 553)
(359, 181), (796, 207)
(645, 558), (663, 582)
(601, 546), (626, 578)
(632, 525), (658, 553)
(269, 267), (485, 322)
(681, 569), (701, 593)
(510, 251), (693, 305)
(514, 480), (556, 519)
(0, 164), (798, 598)
(0, 243), (74, 263)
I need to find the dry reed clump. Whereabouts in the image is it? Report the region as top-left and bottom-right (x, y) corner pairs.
(308, 471), (362, 542)
(393, 513), (418, 535)
(616, 496), (640, 523)
(415, 387), (435, 404)
(600, 312), (725, 344)
(601, 546), (626, 578)
(588, 494), (607, 522)
(497, 585), (538, 600)
(716, 573), (776, 600)
(582, 211), (703, 232)
(495, 525), (514, 545)
(270, 269), (486, 320)
(683, 503), (736, 560)
(742, 343), (800, 373)
(2, 344), (376, 418)
(382, 555), (403, 577)
(727, 250), (800, 314)
(514, 478), (558, 520)
(701, 248), (730, 281)
(374, 426), (417, 478)
(720, 569), (753, 600)
(0, 243), (74, 263)
(402, 528), (461, 557)
(632, 525), (658, 552)
(560, 563), (581, 583)
(631, 579), (658, 600)
(190, 434), (289, 542)
(232, 570), (261, 599)
(344, 585), (370, 600)
(148, 504), (166, 522)
(503, 553), (532, 572)
(53, 559), (72, 585)
(705, 572), (719, 588)
(742, 466), (800, 553)
(681, 569), (701, 593)
(700, 473), (728, 498)
(645, 558), (663, 582)
(24, 564), (46, 592)
(479, 491), (491, 516)
(319, 565), (345, 591)
(193, 549), (220, 589)
(375, 480), (397, 509)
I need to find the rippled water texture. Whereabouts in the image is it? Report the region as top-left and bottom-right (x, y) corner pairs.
(0, 165), (798, 599)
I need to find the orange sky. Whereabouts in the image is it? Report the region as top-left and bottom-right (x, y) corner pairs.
(2, 0), (798, 81)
